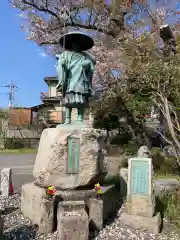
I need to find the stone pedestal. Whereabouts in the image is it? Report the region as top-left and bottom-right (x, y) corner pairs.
(33, 126), (107, 190)
(21, 182), (120, 234)
(89, 198), (103, 231)
(57, 201), (89, 240)
(119, 212), (161, 233)
(21, 182), (54, 233)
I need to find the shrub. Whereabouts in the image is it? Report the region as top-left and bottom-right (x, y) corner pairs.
(157, 189), (180, 228)
(123, 141), (139, 155)
(4, 138), (26, 149)
(152, 147), (180, 175)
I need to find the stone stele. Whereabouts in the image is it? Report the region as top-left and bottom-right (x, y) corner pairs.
(119, 157), (161, 233)
(33, 127), (107, 190)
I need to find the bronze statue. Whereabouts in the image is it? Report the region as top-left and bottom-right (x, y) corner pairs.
(56, 32), (96, 124)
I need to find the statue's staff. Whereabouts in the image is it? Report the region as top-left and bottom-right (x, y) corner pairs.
(56, 7), (70, 99)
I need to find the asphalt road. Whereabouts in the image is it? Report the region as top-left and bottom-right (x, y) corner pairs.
(0, 153), (36, 193)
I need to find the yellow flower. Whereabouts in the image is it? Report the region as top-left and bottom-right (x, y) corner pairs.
(98, 189), (103, 195)
(95, 183), (100, 188)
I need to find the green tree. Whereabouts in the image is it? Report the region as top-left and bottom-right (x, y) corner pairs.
(99, 30), (180, 161)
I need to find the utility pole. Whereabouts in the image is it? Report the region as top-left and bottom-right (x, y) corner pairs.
(7, 83), (17, 109)
(0, 82), (17, 115)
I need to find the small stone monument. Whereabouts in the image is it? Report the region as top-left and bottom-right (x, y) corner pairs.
(57, 201), (89, 240)
(1, 168), (12, 197)
(137, 145), (151, 158)
(119, 157), (161, 233)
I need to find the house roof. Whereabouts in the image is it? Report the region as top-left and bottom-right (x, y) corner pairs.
(44, 76), (58, 84)
(30, 103), (54, 111)
(11, 107), (31, 110)
(42, 96), (61, 103)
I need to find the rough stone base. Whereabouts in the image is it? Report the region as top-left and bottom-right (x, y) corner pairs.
(57, 185), (120, 231)
(21, 182), (120, 234)
(21, 182), (54, 233)
(33, 127), (107, 190)
(119, 212), (161, 234)
(88, 185), (120, 231)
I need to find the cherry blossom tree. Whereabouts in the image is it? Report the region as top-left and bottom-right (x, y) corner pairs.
(9, 0), (180, 149)
(9, 0), (132, 46)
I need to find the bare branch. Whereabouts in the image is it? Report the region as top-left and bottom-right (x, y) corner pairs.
(20, 0), (61, 20)
(154, 128), (173, 146)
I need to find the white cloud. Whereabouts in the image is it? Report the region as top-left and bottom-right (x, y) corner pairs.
(39, 52), (48, 58)
(15, 12), (27, 19)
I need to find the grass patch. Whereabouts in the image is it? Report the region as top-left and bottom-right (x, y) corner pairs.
(122, 141), (139, 155)
(156, 189), (180, 228)
(0, 148), (37, 154)
(155, 171), (180, 229)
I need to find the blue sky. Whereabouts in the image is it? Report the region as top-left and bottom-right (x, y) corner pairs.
(1, 1), (179, 109)
(0, 1), (56, 108)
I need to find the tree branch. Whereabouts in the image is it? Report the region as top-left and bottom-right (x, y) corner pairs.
(21, 0), (61, 20)
(38, 22), (108, 45)
(153, 128), (173, 146)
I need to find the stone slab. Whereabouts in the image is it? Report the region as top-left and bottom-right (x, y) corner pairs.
(55, 185), (113, 201)
(89, 198), (103, 231)
(33, 127), (107, 189)
(56, 123), (90, 129)
(88, 185), (120, 231)
(119, 211), (161, 234)
(21, 182), (54, 233)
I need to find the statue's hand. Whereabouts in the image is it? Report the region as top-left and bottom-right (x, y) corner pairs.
(82, 60), (90, 68)
(56, 54), (61, 60)
(60, 57), (66, 66)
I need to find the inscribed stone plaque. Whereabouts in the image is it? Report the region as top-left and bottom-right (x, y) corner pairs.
(66, 136), (80, 174)
(130, 160), (149, 194)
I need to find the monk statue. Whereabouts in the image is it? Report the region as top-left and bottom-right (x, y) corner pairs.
(56, 32), (96, 124)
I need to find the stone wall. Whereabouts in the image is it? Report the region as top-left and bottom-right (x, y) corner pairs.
(0, 137), (40, 149)
(4, 129), (40, 139)
(0, 128), (41, 149)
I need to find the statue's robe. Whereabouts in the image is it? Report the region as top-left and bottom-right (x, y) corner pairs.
(56, 51), (96, 106)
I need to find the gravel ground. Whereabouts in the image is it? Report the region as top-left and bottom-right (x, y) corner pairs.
(0, 194), (180, 240)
